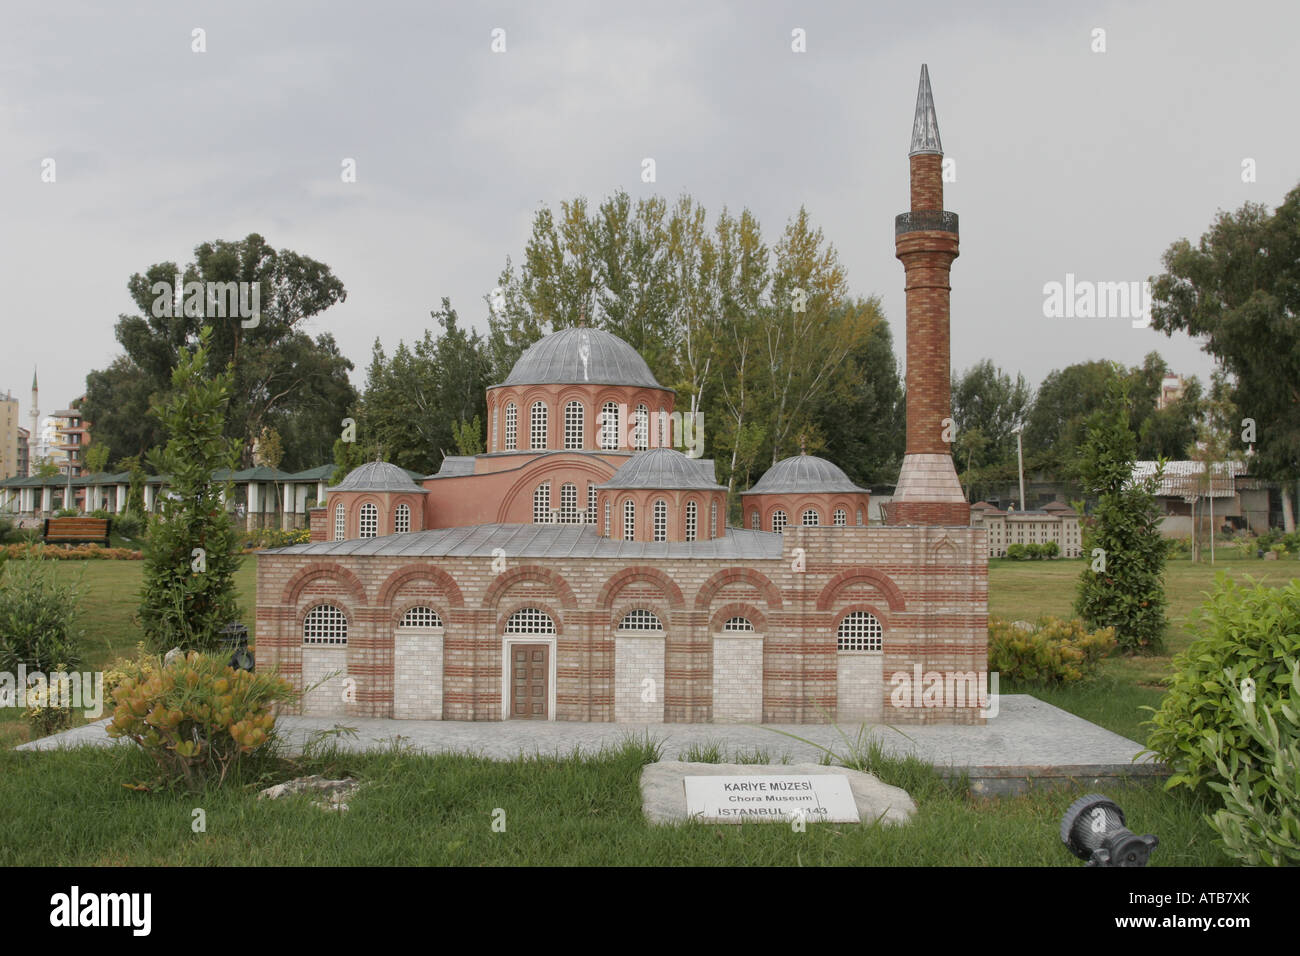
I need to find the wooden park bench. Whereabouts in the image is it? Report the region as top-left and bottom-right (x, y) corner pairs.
(42, 516), (112, 547)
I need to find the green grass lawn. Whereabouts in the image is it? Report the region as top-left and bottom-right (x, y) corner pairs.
(1, 553), (1294, 866)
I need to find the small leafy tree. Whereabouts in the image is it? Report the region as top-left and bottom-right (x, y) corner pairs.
(138, 327), (243, 654)
(1074, 369), (1170, 652)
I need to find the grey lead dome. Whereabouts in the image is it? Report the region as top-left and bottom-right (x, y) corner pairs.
(599, 448), (724, 491)
(328, 460), (428, 494)
(501, 327), (665, 388)
(742, 455), (868, 495)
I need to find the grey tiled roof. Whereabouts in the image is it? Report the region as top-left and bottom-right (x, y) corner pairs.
(599, 449), (724, 491)
(742, 455), (867, 495)
(499, 327), (665, 389)
(328, 461), (428, 494)
(431, 456), (476, 478)
(264, 523), (783, 560)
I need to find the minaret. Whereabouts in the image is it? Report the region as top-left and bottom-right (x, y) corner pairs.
(887, 65), (969, 526)
(29, 367), (39, 458)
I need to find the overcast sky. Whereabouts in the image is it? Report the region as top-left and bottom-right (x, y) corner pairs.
(3, 0), (1297, 428)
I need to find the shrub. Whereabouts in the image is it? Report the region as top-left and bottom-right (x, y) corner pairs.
(1204, 662), (1300, 866)
(988, 616), (1116, 684)
(106, 651), (298, 791)
(0, 552), (84, 673)
(239, 527), (311, 550)
(1041, 540), (1060, 559)
(0, 514), (19, 544)
(1024, 543), (1043, 559)
(90, 509), (111, 519)
(1, 543), (142, 560)
(1005, 543), (1028, 560)
(1145, 576), (1300, 795)
(113, 511), (143, 541)
(54, 507), (78, 518)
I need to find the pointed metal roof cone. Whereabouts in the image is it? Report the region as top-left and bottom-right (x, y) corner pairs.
(909, 64), (943, 156)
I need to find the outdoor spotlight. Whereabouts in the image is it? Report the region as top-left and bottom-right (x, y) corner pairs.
(220, 621), (255, 673)
(1060, 793), (1158, 867)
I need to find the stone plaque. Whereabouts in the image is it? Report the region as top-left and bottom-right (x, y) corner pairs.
(682, 774), (860, 823)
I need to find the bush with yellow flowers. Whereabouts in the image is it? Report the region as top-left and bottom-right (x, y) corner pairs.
(107, 650), (298, 790)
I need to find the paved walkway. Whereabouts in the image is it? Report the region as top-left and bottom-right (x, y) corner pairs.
(17, 696), (1158, 793)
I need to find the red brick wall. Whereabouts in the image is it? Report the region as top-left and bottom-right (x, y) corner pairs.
(255, 525), (988, 725)
(308, 507), (327, 542)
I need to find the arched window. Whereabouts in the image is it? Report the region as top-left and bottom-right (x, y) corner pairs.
(750, 510), (759, 530)
(633, 404), (649, 451)
(491, 404), (499, 450)
(394, 503), (411, 534)
(801, 508), (820, 527)
(504, 402), (517, 450)
(772, 510), (787, 533)
(685, 500), (697, 541)
(604, 498), (611, 536)
(399, 606), (443, 628)
(303, 604), (348, 646)
(530, 401), (548, 450)
(856, 508), (864, 526)
(600, 401), (620, 450)
(334, 502), (345, 540)
(564, 401), (584, 450)
(837, 611), (883, 652)
(506, 608), (555, 633)
(623, 499), (636, 541)
(559, 483), (578, 523)
(617, 609), (662, 630)
(587, 484), (598, 524)
(833, 508), (847, 527)
(359, 502), (378, 538)
(711, 499), (718, 538)
(653, 499), (667, 541)
(722, 617), (754, 632)
(533, 483), (551, 523)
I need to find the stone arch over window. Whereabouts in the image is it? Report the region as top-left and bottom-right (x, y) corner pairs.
(600, 401), (620, 450)
(303, 604), (348, 646)
(801, 508), (820, 527)
(334, 502), (345, 540)
(623, 498), (636, 540)
(695, 569), (783, 612)
(597, 566), (687, 609)
(484, 565), (578, 609)
(504, 402), (518, 450)
(399, 605), (443, 628)
(836, 610), (883, 652)
(559, 483), (579, 523)
(530, 401), (548, 450)
(633, 403), (649, 451)
(685, 499), (697, 541)
(564, 401), (584, 450)
(394, 503), (411, 534)
(833, 508), (847, 527)
(653, 499), (667, 541)
(505, 607), (556, 634)
(815, 568), (907, 612)
(771, 510), (788, 533)
(283, 564), (369, 607)
(533, 483), (551, 523)
(616, 608), (663, 631)
(359, 502), (379, 538)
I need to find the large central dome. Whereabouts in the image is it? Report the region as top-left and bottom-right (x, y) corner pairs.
(501, 327), (664, 388)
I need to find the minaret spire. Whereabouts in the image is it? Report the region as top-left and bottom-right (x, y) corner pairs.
(909, 64), (943, 156)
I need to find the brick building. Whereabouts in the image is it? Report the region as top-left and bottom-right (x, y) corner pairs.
(255, 65), (989, 725)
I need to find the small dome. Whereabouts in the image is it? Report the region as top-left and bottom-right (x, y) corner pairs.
(598, 448), (723, 491)
(501, 327), (664, 389)
(328, 461), (427, 494)
(742, 455), (866, 495)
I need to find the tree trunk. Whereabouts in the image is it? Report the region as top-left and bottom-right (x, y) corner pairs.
(1283, 484), (1296, 533)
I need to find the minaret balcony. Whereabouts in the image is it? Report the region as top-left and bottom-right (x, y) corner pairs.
(895, 211), (959, 237)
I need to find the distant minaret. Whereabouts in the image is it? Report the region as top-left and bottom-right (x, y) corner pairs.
(887, 65), (969, 526)
(29, 367), (39, 456)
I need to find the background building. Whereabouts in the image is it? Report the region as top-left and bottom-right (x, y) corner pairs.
(0, 389), (20, 479)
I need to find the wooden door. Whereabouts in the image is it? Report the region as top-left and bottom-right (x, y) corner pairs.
(510, 643), (548, 719)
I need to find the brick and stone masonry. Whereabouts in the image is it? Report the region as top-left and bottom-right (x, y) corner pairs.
(888, 64), (970, 528)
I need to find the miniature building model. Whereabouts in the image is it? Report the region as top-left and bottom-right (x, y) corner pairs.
(255, 65), (989, 724)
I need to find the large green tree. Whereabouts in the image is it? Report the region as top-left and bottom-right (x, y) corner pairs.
(1149, 184), (1300, 528)
(83, 234), (356, 471)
